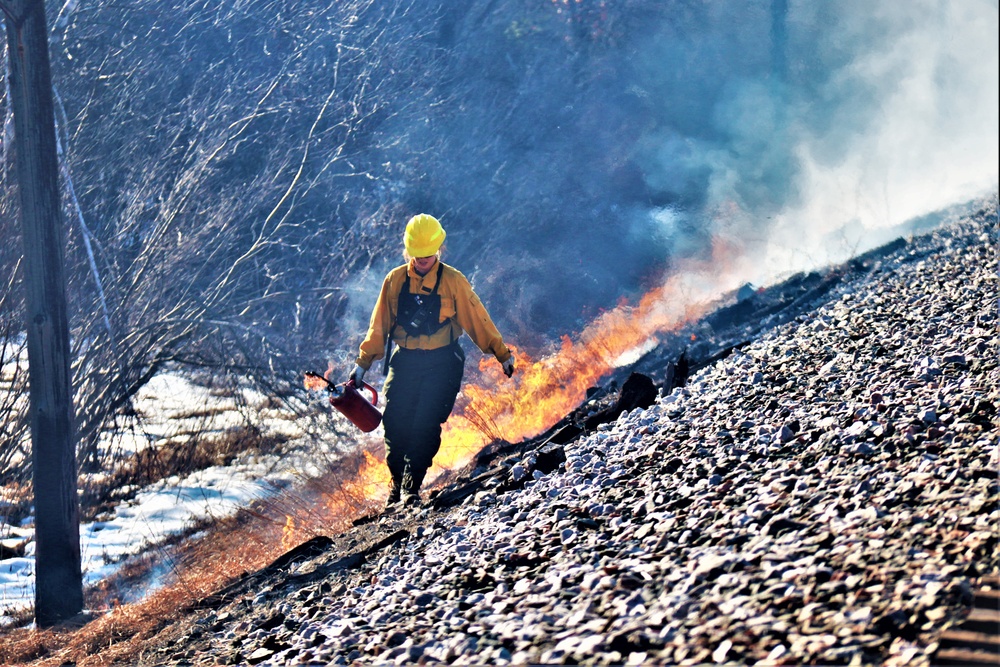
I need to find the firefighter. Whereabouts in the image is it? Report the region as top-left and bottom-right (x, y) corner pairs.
(350, 214), (515, 508)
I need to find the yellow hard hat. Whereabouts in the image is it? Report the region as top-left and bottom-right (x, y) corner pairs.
(404, 214), (446, 257)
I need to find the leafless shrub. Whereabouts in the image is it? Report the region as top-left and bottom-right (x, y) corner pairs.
(79, 424), (288, 523)
(3, 0), (691, 490)
(2, 0), (452, 486)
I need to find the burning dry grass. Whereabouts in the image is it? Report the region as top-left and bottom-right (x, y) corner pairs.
(0, 251), (736, 665)
(430, 255), (734, 476)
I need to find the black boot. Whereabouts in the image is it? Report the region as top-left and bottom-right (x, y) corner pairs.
(400, 464), (425, 507)
(385, 469), (403, 511)
(401, 465), (427, 507)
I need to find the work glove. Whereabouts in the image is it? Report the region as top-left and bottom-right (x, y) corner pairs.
(349, 364), (366, 386)
(501, 356), (515, 378)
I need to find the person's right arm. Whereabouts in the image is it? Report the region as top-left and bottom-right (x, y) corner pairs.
(356, 272), (396, 370)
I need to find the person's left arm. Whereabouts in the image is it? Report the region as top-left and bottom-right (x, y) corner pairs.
(451, 272), (512, 366)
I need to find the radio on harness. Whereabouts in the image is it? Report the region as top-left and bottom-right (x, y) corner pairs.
(397, 263), (449, 338)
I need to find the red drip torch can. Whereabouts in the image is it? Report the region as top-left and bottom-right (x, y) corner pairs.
(329, 380), (382, 433)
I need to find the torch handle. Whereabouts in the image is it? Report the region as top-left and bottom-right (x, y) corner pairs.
(347, 379), (379, 407)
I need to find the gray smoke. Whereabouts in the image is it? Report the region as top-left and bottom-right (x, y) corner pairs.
(633, 0), (998, 283)
(342, 0), (998, 348)
(374, 1), (996, 342)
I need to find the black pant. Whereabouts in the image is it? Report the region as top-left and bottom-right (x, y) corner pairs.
(382, 341), (465, 496)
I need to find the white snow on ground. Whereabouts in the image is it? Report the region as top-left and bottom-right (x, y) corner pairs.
(0, 371), (326, 625)
(0, 465), (291, 622)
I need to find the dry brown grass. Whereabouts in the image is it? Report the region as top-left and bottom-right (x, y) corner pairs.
(0, 445), (385, 666)
(80, 425), (287, 522)
(0, 424), (291, 527)
(0, 516), (267, 665)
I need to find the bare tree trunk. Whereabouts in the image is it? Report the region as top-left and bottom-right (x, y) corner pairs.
(1, 0), (82, 627)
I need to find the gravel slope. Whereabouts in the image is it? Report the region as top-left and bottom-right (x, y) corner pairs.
(141, 197), (998, 667)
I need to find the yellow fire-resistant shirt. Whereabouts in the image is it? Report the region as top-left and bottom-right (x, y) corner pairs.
(356, 259), (512, 370)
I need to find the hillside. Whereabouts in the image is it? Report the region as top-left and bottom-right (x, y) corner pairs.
(58, 196), (990, 667)
(0, 2), (996, 662)
(2, 1), (997, 494)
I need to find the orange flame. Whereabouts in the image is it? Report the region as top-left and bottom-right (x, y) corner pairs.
(303, 371), (331, 392)
(290, 240), (747, 527)
(279, 243), (748, 553)
(281, 515), (297, 550)
(339, 450), (392, 501)
(275, 449), (391, 550)
(430, 248), (747, 476)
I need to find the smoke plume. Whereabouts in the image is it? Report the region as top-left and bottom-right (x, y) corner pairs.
(632, 0), (999, 286)
(399, 0), (999, 339)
